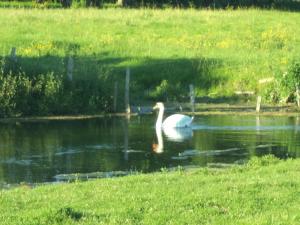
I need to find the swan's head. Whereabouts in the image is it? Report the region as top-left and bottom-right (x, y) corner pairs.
(153, 102), (164, 110)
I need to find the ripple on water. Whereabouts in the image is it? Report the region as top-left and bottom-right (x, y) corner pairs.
(84, 144), (113, 150)
(192, 125), (298, 131)
(0, 158), (33, 166)
(54, 148), (83, 156)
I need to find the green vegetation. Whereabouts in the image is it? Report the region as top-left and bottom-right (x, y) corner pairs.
(0, 0), (61, 8)
(0, 156), (299, 224)
(0, 69), (113, 116)
(0, 8), (300, 116)
(263, 60), (300, 103)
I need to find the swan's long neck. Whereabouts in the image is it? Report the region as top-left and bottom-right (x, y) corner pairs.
(156, 105), (164, 129)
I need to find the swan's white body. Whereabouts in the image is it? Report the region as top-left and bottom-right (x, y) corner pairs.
(153, 102), (193, 129)
(163, 126), (193, 142)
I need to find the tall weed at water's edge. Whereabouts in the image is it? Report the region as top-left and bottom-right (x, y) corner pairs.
(0, 70), (113, 117)
(263, 61), (300, 103)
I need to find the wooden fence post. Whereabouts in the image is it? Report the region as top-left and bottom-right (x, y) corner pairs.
(189, 84), (195, 113)
(256, 96), (262, 113)
(113, 81), (118, 112)
(67, 56), (74, 81)
(125, 68), (130, 114)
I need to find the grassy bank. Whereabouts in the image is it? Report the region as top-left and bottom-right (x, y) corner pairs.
(0, 156), (299, 224)
(0, 1), (61, 8)
(1, 8), (300, 116)
(0, 102), (299, 124)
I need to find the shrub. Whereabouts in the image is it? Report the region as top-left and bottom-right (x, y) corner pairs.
(0, 73), (18, 117)
(0, 69), (113, 117)
(263, 60), (300, 104)
(29, 73), (63, 115)
(283, 61), (300, 93)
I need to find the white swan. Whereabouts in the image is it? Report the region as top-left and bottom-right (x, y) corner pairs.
(153, 102), (193, 129)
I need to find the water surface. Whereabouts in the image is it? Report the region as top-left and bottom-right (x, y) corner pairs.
(0, 115), (299, 185)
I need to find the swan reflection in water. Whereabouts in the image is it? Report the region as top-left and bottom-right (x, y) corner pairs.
(152, 126), (193, 154)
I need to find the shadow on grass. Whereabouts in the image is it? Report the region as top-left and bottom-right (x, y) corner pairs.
(1, 0), (300, 11)
(55, 207), (84, 222)
(122, 0), (300, 12)
(181, 0), (300, 12)
(1, 53), (226, 106)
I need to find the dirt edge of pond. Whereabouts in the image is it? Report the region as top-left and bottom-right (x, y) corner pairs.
(0, 104), (299, 123)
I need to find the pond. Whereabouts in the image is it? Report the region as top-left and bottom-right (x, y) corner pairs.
(0, 115), (299, 185)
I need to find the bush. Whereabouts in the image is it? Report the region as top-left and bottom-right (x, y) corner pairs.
(283, 61), (300, 93)
(0, 73), (18, 116)
(29, 73), (63, 115)
(0, 68), (112, 117)
(263, 60), (300, 104)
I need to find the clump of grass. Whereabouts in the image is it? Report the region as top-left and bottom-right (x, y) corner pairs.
(247, 154), (281, 168)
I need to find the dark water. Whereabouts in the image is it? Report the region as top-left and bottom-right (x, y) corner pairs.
(0, 115), (299, 185)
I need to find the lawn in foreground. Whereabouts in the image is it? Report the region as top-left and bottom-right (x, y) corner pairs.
(0, 156), (299, 225)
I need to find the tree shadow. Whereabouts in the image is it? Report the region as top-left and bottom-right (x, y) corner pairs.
(128, 57), (225, 103)
(122, 0), (300, 12)
(1, 53), (226, 111)
(1, 0), (300, 11)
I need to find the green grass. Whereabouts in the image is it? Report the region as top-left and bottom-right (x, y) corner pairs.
(1, 8), (300, 100)
(0, 156), (299, 224)
(0, 1), (61, 8)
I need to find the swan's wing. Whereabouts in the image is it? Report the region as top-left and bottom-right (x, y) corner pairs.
(162, 114), (193, 128)
(163, 127), (193, 142)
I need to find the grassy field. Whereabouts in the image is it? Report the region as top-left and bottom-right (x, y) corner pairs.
(0, 156), (299, 224)
(1, 8), (300, 97)
(0, 1), (61, 8)
(0, 8), (300, 116)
